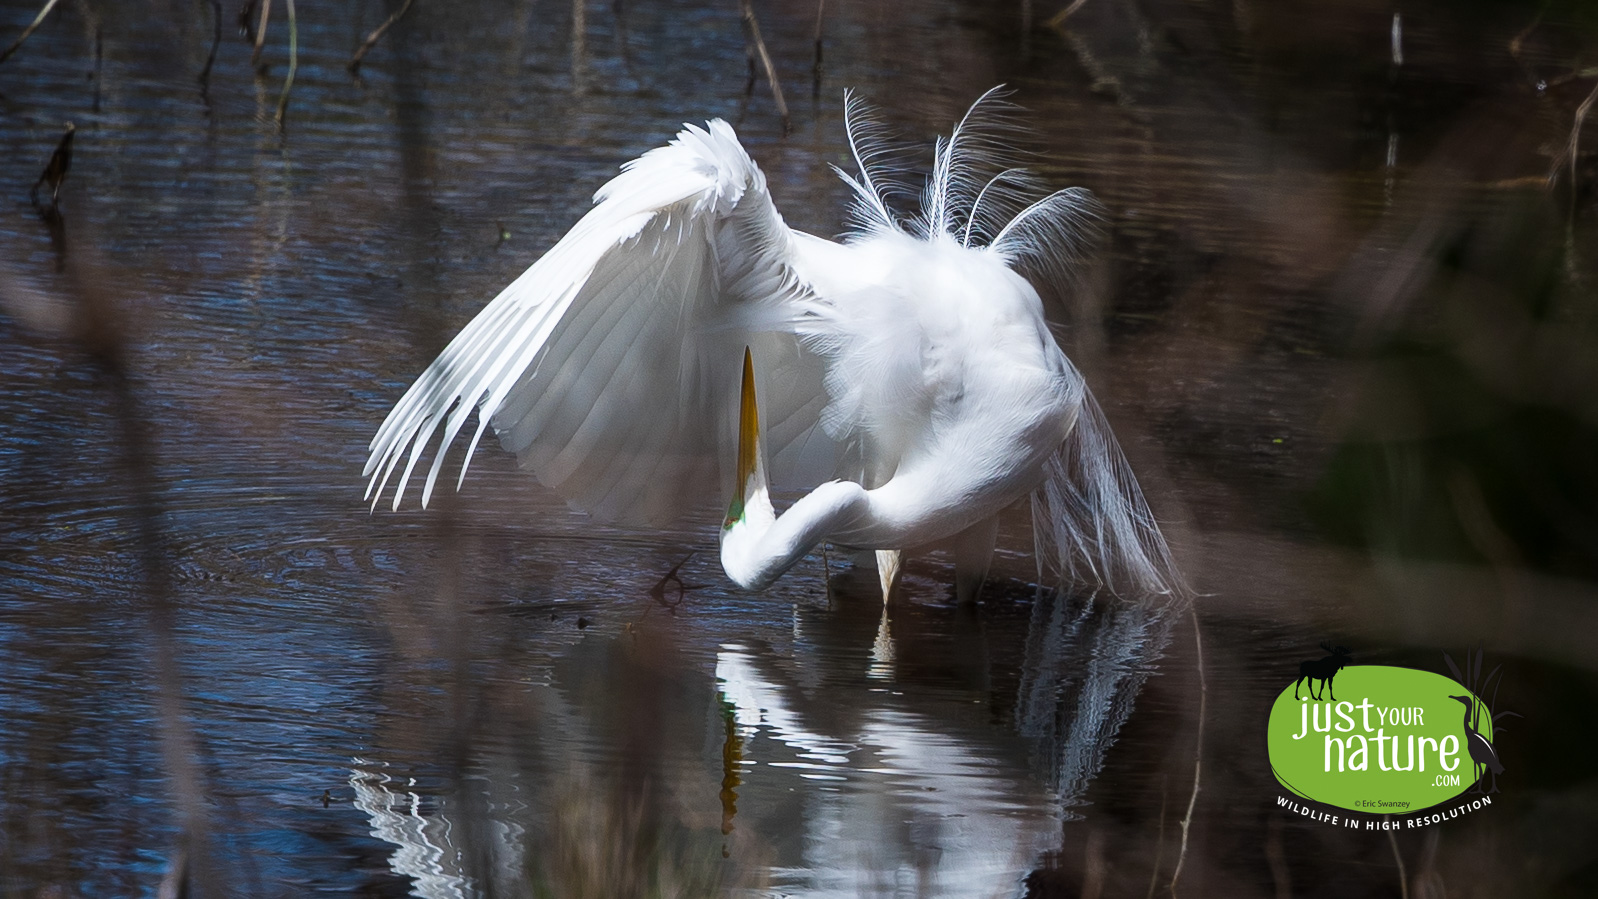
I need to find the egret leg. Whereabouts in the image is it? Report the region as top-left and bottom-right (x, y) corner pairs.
(876, 549), (902, 604)
(952, 514), (999, 606)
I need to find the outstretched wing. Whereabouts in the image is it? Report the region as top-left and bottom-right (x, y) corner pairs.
(365, 121), (836, 526)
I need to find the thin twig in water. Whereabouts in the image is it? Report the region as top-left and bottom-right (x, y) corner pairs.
(1388, 831), (1410, 899)
(811, 0), (824, 99)
(1046, 0), (1089, 29)
(1565, 79), (1598, 219)
(1265, 814), (1292, 899)
(739, 0), (791, 135)
(91, 26), (102, 113)
(1168, 608), (1206, 897)
(199, 1), (222, 91)
(571, 0), (587, 93)
(350, 0), (417, 73)
(1543, 67), (1598, 90)
(31, 122), (74, 210)
(0, 0), (63, 66)
(1508, 9), (1542, 66)
(251, 0), (272, 67)
(1082, 828), (1106, 899)
(1144, 774), (1167, 899)
(275, 0), (297, 128)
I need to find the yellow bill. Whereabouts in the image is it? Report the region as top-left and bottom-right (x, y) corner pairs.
(726, 347), (763, 529)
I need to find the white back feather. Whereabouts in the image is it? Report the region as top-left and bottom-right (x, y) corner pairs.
(830, 89), (1180, 597)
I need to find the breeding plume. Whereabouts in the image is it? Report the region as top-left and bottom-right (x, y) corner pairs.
(366, 89), (1184, 602)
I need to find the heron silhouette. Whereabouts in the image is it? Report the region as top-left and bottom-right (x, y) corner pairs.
(1449, 694), (1503, 794)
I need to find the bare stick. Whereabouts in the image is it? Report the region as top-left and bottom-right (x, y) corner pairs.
(30, 121), (74, 209)
(199, 0), (221, 89)
(739, 0), (790, 135)
(0, 0), (63, 66)
(275, 0), (297, 128)
(1567, 80), (1598, 215)
(1144, 775), (1168, 899)
(1388, 831), (1410, 899)
(1168, 608), (1206, 897)
(350, 0), (417, 73)
(1508, 10), (1542, 65)
(811, 0), (824, 99)
(1046, 0), (1089, 29)
(251, 0), (272, 67)
(571, 0), (586, 93)
(1265, 814), (1292, 899)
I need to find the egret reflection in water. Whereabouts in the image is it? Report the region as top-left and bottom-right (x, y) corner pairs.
(347, 574), (1177, 897)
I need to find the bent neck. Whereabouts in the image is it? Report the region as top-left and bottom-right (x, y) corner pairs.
(720, 481), (871, 590)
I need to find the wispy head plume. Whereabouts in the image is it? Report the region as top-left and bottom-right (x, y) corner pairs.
(989, 186), (1105, 291)
(832, 87), (1105, 287)
(832, 90), (916, 237)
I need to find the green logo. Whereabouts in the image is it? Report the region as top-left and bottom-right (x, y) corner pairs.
(1267, 650), (1506, 817)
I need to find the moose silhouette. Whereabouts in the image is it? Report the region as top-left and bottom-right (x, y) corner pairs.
(1294, 642), (1352, 701)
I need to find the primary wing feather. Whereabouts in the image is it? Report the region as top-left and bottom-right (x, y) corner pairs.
(365, 121), (837, 526)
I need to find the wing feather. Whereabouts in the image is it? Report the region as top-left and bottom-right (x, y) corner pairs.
(366, 120), (839, 526)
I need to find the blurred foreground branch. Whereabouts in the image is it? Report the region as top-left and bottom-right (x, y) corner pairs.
(1, 187), (223, 893)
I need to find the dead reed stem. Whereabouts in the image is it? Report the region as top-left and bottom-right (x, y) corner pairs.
(739, 0), (791, 135)
(350, 0), (418, 73)
(0, 0), (63, 66)
(199, 0), (222, 89)
(1144, 776), (1167, 899)
(1167, 608), (1206, 896)
(1567, 80), (1598, 218)
(811, 0), (824, 99)
(1389, 831), (1410, 899)
(251, 0), (272, 66)
(275, 0), (297, 127)
(1046, 0), (1089, 29)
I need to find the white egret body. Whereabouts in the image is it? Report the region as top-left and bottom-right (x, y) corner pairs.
(366, 90), (1184, 601)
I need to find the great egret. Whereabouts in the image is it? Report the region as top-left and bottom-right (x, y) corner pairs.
(365, 88), (1184, 603)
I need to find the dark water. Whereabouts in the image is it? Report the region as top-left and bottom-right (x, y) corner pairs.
(1, 0), (1595, 896)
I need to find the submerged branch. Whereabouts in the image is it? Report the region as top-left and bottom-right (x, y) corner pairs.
(739, 0), (791, 136)
(350, 0), (418, 73)
(1168, 608), (1206, 896)
(1389, 831), (1410, 899)
(0, 0), (63, 66)
(1566, 79), (1598, 217)
(1046, 0), (1089, 29)
(275, 0), (297, 128)
(811, 0), (824, 99)
(199, 0), (222, 91)
(251, 0), (272, 67)
(30, 122), (74, 210)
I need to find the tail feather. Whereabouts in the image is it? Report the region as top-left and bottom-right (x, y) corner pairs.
(1031, 386), (1187, 600)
